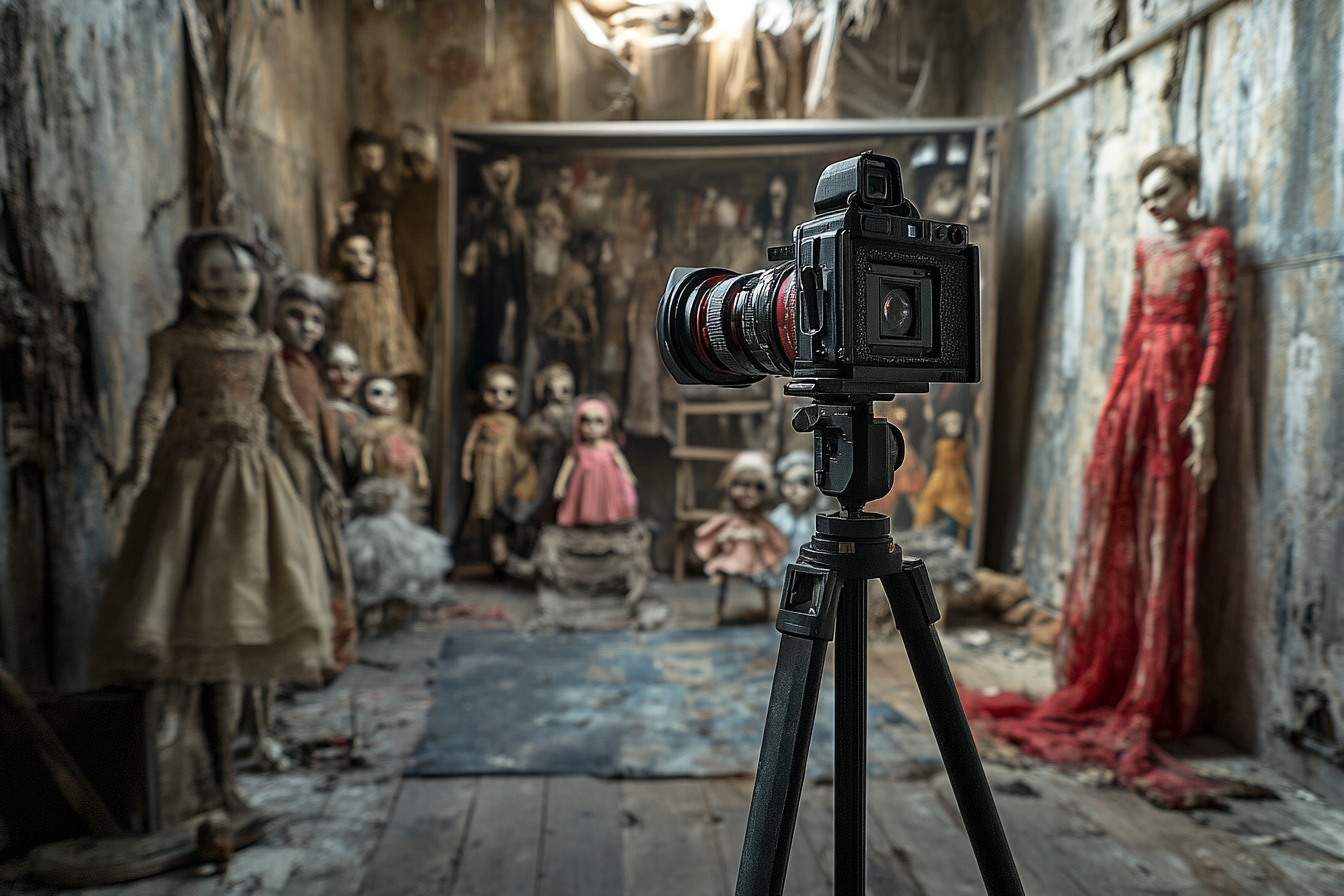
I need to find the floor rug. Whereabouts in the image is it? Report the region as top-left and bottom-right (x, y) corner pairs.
(408, 626), (918, 779)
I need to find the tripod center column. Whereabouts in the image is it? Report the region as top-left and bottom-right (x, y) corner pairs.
(833, 577), (867, 895)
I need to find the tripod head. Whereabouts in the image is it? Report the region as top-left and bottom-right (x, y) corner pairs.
(791, 398), (906, 513)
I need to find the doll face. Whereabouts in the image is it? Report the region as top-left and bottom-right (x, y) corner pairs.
(1140, 166), (1196, 229)
(547, 373), (575, 406)
(728, 473), (769, 512)
(937, 410), (965, 439)
(354, 141), (386, 174)
(779, 465), (815, 513)
(276, 297), (326, 353)
(767, 176), (788, 219)
(364, 377), (399, 417)
(338, 235), (376, 281)
(325, 342), (361, 400)
(483, 371), (519, 412)
(190, 242), (260, 317)
(578, 405), (611, 443)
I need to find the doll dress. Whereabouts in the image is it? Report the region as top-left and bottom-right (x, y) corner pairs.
(92, 316), (333, 687)
(555, 441), (637, 527)
(694, 511), (790, 578)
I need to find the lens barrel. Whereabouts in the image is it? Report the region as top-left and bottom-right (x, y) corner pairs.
(657, 263), (798, 387)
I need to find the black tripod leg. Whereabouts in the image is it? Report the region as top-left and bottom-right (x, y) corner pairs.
(833, 578), (866, 896)
(735, 633), (829, 896)
(879, 561), (1025, 896)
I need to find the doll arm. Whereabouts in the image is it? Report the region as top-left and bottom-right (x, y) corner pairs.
(461, 420), (480, 482)
(264, 346), (341, 495)
(553, 454), (576, 501)
(110, 330), (175, 498)
(612, 446), (637, 486)
(414, 446), (430, 491)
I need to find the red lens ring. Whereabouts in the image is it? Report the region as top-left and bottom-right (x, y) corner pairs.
(774, 269), (798, 363)
(692, 275), (731, 373)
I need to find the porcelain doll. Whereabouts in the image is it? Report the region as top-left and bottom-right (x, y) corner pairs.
(694, 451), (789, 624)
(94, 230), (335, 821)
(323, 339), (369, 491)
(553, 396), (638, 527)
(462, 364), (535, 566)
(353, 375), (430, 509)
(754, 450), (834, 593)
(331, 225), (424, 408)
(966, 145), (1237, 809)
(505, 362), (576, 527)
(272, 275), (357, 673)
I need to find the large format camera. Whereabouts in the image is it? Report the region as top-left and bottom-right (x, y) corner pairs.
(657, 152), (980, 396)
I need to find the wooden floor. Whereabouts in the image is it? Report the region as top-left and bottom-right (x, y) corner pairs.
(7, 581), (1344, 895)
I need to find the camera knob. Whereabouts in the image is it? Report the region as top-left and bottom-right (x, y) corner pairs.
(949, 227), (965, 244)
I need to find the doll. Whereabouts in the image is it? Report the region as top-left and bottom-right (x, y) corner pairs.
(966, 145), (1237, 809)
(323, 339), (369, 491)
(460, 154), (530, 371)
(353, 375), (430, 509)
(94, 230), (336, 821)
(392, 123), (439, 336)
(694, 451), (789, 625)
(462, 364), (535, 566)
(553, 396), (638, 527)
(505, 362), (576, 527)
(754, 450), (834, 593)
(331, 225), (424, 412)
(273, 275), (357, 673)
(913, 406), (974, 545)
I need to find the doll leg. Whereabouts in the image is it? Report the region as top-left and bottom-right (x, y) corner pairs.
(712, 575), (728, 626)
(760, 586), (779, 622)
(203, 682), (249, 813)
(244, 683), (290, 772)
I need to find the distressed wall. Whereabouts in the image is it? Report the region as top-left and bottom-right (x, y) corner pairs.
(966, 0), (1344, 795)
(0, 0), (351, 693)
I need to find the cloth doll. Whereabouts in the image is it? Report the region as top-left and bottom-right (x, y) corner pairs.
(462, 364), (535, 566)
(273, 275), (357, 674)
(505, 362), (576, 527)
(93, 230), (335, 821)
(353, 375), (430, 510)
(964, 145), (1237, 810)
(694, 451), (789, 625)
(330, 224), (424, 411)
(553, 396), (638, 527)
(323, 339), (369, 492)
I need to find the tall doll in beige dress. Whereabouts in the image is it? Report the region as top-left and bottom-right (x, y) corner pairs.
(95, 231), (338, 823)
(462, 364), (535, 567)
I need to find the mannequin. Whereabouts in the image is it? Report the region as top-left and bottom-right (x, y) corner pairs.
(967, 145), (1236, 809)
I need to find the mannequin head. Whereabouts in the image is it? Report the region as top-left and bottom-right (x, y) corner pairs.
(775, 450), (817, 515)
(324, 340), (362, 401)
(720, 451), (776, 513)
(360, 376), (400, 418)
(480, 364), (521, 413)
(334, 228), (377, 282)
(1138, 145), (1202, 232)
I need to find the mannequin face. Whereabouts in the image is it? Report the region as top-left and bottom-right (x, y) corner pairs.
(363, 377), (399, 417)
(325, 342), (361, 400)
(276, 298), (326, 353)
(338, 235), (376, 281)
(728, 473), (769, 512)
(779, 465), (815, 514)
(1140, 165), (1197, 231)
(547, 373), (575, 406)
(483, 370), (519, 412)
(355, 141), (386, 175)
(190, 242), (260, 317)
(578, 405), (611, 444)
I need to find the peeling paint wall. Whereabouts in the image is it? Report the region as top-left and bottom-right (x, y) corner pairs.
(0, 0), (350, 693)
(966, 0), (1344, 794)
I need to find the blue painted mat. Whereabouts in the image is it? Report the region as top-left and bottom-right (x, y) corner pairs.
(408, 626), (917, 779)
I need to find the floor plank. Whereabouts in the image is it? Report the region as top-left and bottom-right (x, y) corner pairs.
(620, 779), (726, 896)
(868, 777), (987, 896)
(793, 782), (921, 896)
(537, 776), (623, 896)
(360, 777), (477, 896)
(451, 776), (544, 896)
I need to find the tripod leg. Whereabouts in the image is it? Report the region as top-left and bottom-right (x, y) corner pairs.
(879, 561), (1025, 896)
(833, 578), (866, 896)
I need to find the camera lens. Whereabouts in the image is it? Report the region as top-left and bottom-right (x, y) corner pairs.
(657, 263), (797, 386)
(881, 287), (915, 338)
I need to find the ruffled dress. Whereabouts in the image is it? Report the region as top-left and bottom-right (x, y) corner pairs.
(555, 441), (637, 527)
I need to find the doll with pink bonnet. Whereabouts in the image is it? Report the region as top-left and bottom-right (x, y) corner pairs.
(553, 396), (638, 527)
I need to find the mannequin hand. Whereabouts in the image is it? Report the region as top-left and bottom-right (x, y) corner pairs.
(108, 464), (148, 503)
(1179, 384), (1217, 494)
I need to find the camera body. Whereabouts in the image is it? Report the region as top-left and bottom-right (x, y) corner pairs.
(656, 151), (981, 398)
(785, 152), (980, 396)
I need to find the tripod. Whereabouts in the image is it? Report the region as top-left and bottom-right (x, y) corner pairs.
(735, 398), (1024, 896)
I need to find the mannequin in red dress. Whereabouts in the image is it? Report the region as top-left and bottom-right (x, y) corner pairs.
(967, 145), (1237, 808)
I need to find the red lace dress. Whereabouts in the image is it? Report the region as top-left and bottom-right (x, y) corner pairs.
(966, 226), (1235, 808)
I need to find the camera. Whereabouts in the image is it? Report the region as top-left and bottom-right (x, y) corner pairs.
(657, 152), (980, 397)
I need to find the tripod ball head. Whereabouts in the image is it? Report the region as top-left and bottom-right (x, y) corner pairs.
(792, 401), (905, 512)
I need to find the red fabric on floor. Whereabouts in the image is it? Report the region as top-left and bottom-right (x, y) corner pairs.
(964, 227), (1236, 810)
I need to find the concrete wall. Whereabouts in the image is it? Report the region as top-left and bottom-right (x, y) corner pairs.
(966, 0), (1344, 795)
(0, 0), (349, 693)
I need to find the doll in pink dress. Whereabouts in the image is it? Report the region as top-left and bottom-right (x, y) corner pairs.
(695, 451), (789, 624)
(553, 397), (638, 527)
